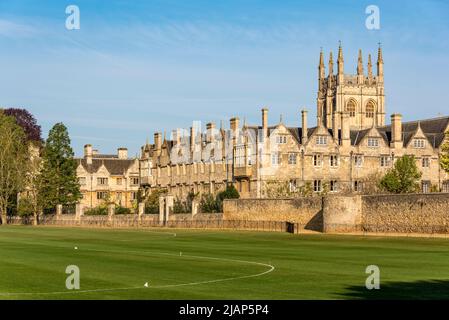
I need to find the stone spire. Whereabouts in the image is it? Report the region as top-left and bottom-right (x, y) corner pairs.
(357, 49), (364, 85)
(367, 53), (373, 83)
(337, 42), (344, 72)
(328, 51), (334, 75)
(377, 43), (384, 64)
(368, 54), (373, 78)
(318, 48), (325, 79)
(357, 49), (364, 75)
(337, 41), (344, 84)
(377, 43), (384, 83)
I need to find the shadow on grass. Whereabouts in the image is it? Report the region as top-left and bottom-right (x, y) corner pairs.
(340, 280), (449, 300)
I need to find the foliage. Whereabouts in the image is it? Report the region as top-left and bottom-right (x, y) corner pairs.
(3, 108), (42, 142)
(17, 197), (35, 217)
(144, 188), (167, 214)
(430, 184), (440, 193)
(360, 172), (384, 195)
(24, 154), (45, 222)
(38, 123), (81, 211)
(216, 184), (240, 201)
(84, 206), (108, 216)
(262, 180), (315, 198)
(199, 193), (221, 213)
(441, 131), (449, 174)
(0, 112), (30, 224)
(173, 197), (191, 214)
(115, 205), (131, 215)
(379, 155), (422, 193)
(213, 184), (240, 212)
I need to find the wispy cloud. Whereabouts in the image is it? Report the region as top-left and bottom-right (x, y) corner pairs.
(0, 18), (37, 37)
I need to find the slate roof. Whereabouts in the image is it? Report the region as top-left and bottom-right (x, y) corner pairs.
(77, 158), (137, 175)
(378, 116), (449, 148)
(141, 116), (448, 156)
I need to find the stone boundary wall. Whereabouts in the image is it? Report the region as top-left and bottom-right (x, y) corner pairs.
(361, 193), (449, 233)
(6, 213), (227, 229)
(6, 213), (293, 232)
(7, 193), (449, 234)
(223, 197), (323, 231)
(224, 193), (449, 234)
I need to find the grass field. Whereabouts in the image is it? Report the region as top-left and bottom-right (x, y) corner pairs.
(1, 226), (449, 300)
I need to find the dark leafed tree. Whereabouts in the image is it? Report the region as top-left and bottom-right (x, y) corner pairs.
(39, 123), (81, 211)
(3, 108), (42, 142)
(0, 112), (29, 224)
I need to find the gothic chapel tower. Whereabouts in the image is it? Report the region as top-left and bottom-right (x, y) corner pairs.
(317, 43), (385, 132)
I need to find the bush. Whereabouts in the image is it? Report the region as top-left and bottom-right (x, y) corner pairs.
(173, 197), (191, 214)
(199, 193), (221, 213)
(115, 206), (131, 215)
(217, 185), (240, 201)
(84, 206), (108, 215)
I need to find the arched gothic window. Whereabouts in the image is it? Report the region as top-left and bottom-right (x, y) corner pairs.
(366, 101), (376, 118)
(346, 100), (356, 117)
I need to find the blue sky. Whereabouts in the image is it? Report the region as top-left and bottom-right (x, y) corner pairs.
(0, 0), (448, 156)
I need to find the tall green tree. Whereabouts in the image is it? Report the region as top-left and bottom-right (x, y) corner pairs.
(0, 112), (29, 224)
(39, 123), (81, 211)
(441, 131), (449, 174)
(379, 155), (422, 193)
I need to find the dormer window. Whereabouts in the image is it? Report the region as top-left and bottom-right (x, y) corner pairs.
(367, 138), (379, 147)
(316, 136), (327, 145)
(276, 135), (287, 144)
(413, 138), (426, 149)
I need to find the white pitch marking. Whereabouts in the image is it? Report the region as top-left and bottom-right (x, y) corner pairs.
(144, 282), (149, 288)
(0, 247), (275, 296)
(74, 246), (78, 250)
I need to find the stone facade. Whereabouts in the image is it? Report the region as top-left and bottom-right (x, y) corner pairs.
(138, 44), (449, 200)
(76, 145), (140, 209)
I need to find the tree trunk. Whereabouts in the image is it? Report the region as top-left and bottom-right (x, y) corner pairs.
(33, 211), (38, 226)
(0, 214), (6, 226)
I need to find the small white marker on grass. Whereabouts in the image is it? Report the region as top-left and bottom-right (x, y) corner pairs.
(74, 246), (78, 250)
(144, 282), (149, 288)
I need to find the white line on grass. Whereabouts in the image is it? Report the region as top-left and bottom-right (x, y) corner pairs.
(0, 238), (275, 296)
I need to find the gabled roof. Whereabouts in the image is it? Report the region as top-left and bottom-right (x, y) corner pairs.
(378, 116), (449, 148)
(77, 158), (137, 175)
(350, 127), (389, 146)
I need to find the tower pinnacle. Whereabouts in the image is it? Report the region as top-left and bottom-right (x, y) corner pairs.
(357, 49), (364, 75)
(318, 48), (325, 79)
(367, 53), (373, 80)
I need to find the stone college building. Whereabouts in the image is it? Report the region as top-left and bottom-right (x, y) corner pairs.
(79, 44), (449, 206)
